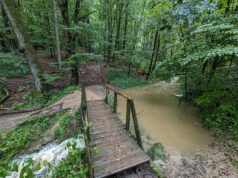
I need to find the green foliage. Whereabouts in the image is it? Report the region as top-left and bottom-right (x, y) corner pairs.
(106, 70), (152, 89)
(19, 158), (34, 178)
(52, 140), (88, 178)
(152, 163), (162, 178)
(11, 102), (25, 110)
(20, 85), (81, 109)
(0, 113), (62, 163)
(0, 52), (29, 79)
(0, 52), (29, 89)
(53, 114), (75, 142)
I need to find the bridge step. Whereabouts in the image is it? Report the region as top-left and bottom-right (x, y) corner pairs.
(87, 100), (150, 178)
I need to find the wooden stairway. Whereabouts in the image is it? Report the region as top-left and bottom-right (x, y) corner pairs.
(87, 100), (150, 178)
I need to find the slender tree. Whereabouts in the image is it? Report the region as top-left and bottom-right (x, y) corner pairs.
(0, 0), (46, 92)
(52, 0), (62, 69)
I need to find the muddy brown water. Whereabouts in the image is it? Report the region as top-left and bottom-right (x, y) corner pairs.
(117, 79), (213, 158)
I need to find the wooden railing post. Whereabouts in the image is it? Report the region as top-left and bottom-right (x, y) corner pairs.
(105, 87), (109, 104)
(126, 99), (130, 131)
(130, 100), (143, 150)
(105, 84), (144, 150)
(113, 92), (117, 113)
(80, 86), (93, 178)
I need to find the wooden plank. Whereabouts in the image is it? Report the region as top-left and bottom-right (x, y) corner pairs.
(91, 128), (125, 136)
(94, 151), (150, 178)
(92, 148), (141, 168)
(87, 99), (150, 178)
(91, 140), (137, 158)
(88, 112), (117, 118)
(90, 137), (132, 150)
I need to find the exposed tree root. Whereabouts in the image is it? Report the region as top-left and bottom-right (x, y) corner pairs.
(0, 89), (10, 105)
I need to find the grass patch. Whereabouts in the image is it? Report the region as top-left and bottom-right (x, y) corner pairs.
(11, 85), (81, 110)
(106, 70), (152, 89)
(0, 113), (69, 163)
(53, 114), (77, 142)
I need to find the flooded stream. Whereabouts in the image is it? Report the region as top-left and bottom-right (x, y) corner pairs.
(117, 78), (213, 158)
(7, 137), (85, 178)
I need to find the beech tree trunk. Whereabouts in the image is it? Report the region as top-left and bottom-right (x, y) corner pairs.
(52, 0), (62, 69)
(58, 0), (79, 85)
(0, 0), (46, 92)
(146, 29), (159, 80)
(122, 0), (129, 50)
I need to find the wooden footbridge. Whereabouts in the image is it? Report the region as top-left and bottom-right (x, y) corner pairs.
(80, 85), (150, 178)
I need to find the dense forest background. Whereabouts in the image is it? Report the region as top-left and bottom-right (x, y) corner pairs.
(0, 0), (238, 140)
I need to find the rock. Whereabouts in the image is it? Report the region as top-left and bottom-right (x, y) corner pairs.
(147, 142), (165, 161)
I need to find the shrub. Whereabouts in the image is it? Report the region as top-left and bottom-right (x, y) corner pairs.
(106, 70), (152, 89)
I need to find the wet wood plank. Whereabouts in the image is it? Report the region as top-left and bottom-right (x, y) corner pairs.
(87, 100), (150, 178)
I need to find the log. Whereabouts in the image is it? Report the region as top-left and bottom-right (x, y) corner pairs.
(0, 106), (43, 116)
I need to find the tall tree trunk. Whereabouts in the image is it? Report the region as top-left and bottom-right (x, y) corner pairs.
(151, 33), (161, 72)
(1, 5), (16, 51)
(59, 0), (79, 85)
(122, 0), (129, 50)
(146, 29), (159, 80)
(114, 1), (123, 51)
(0, 0), (46, 92)
(52, 0), (62, 69)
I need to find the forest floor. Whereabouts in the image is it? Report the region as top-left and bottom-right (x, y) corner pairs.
(1, 52), (237, 177)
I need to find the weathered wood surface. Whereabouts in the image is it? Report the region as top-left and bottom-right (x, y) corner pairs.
(106, 84), (132, 100)
(87, 100), (150, 178)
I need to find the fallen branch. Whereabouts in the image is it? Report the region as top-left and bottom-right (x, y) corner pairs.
(0, 89), (10, 104)
(0, 107), (43, 116)
(0, 108), (10, 111)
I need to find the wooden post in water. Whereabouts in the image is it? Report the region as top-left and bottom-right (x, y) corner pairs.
(126, 99), (130, 131)
(130, 100), (143, 150)
(113, 92), (117, 113)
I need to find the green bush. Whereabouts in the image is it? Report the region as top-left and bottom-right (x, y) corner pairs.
(53, 113), (74, 142)
(0, 52), (29, 79)
(106, 70), (152, 89)
(192, 77), (238, 139)
(52, 140), (88, 178)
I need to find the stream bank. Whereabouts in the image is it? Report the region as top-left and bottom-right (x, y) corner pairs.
(116, 79), (238, 177)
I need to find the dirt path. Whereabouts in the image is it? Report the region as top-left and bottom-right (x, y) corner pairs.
(0, 85), (106, 133)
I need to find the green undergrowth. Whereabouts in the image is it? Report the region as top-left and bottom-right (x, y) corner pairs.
(53, 110), (88, 178)
(0, 112), (70, 164)
(52, 140), (88, 178)
(53, 114), (76, 143)
(106, 69), (152, 89)
(0, 90), (4, 100)
(0, 109), (83, 177)
(11, 85), (81, 110)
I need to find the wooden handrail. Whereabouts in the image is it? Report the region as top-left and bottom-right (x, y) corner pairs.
(80, 86), (93, 178)
(106, 84), (132, 100)
(105, 84), (143, 150)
